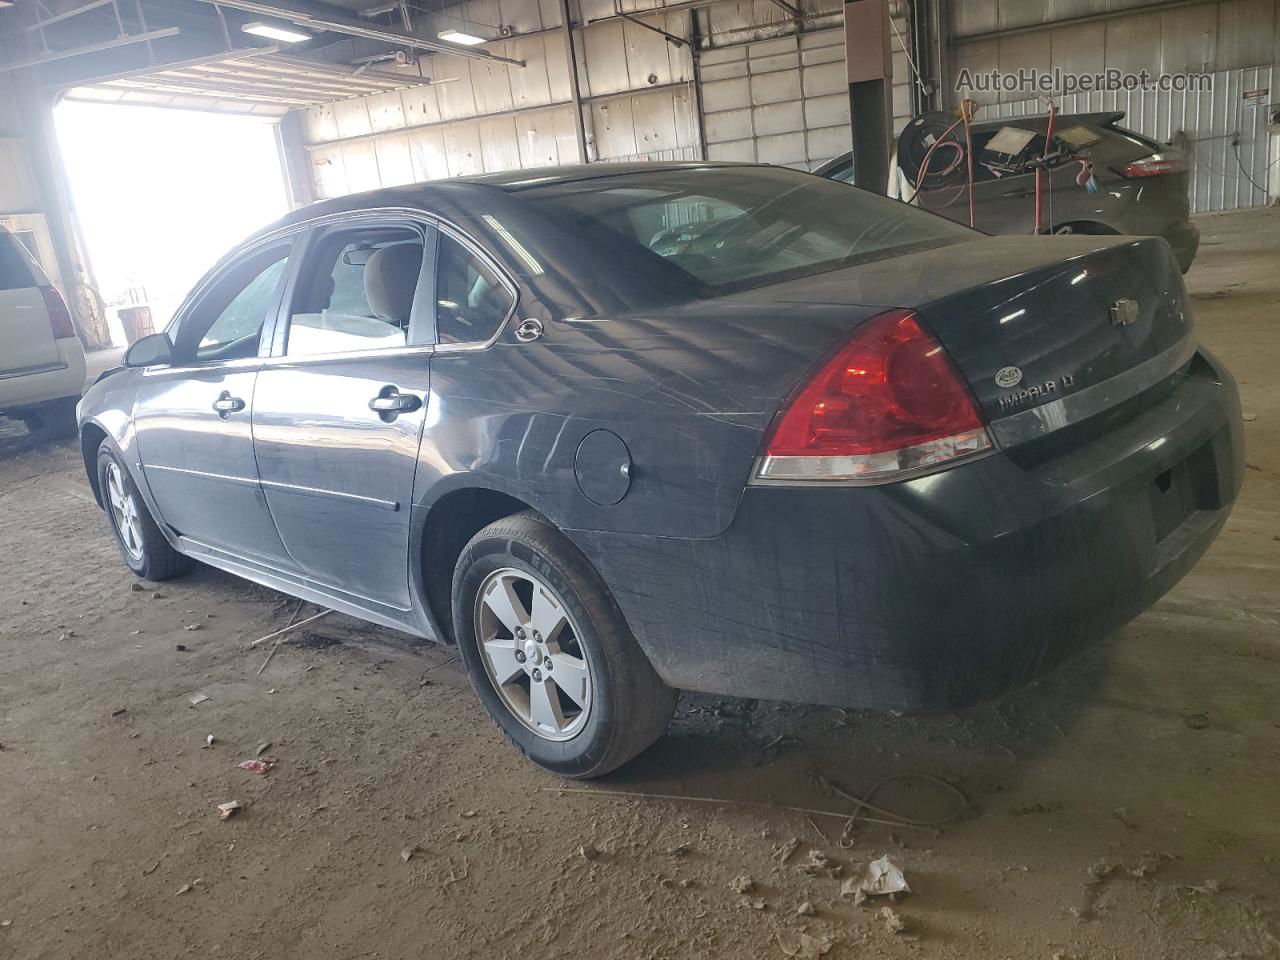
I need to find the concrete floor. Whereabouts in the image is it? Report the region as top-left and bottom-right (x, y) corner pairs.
(0, 209), (1277, 960)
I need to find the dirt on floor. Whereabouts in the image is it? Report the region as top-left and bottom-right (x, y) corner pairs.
(2, 211), (1278, 960)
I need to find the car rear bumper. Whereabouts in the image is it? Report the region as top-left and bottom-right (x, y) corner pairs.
(0, 338), (86, 412)
(573, 348), (1243, 711)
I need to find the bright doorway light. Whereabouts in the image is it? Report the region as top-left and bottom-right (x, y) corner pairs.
(54, 101), (290, 338)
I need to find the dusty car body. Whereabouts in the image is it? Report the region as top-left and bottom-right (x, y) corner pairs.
(77, 162), (1243, 776)
(817, 112), (1201, 272)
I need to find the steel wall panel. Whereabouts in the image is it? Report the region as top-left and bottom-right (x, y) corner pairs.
(479, 115), (523, 171)
(311, 146), (347, 198)
(1048, 22), (1106, 77)
(630, 89), (683, 154)
(704, 107), (754, 143)
(469, 51), (516, 115)
(333, 98), (373, 139)
(372, 134), (414, 186)
(707, 138), (755, 161)
(340, 141), (381, 192)
(407, 127), (450, 182)
(443, 121), (484, 177)
(1160, 5), (1218, 72)
(366, 91), (407, 133)
(303, 103), (339, 142)
(804, 92), (850, 129)
(753, 100), (804, 135)
(583, 20), (630, 97)
(755, 131), (806, 165)
(701, 76), (750, 113)
(1216, 0), (1277, 70)
(433, 54), (480, 119)
(951, 0), (1000, 40)
(806, 124), (851, 164)
(591, 98), (639, 159)
(514, 106), (567, 168)
(749, 69), (801, 105)
(544, 31), (573, 104)
(508, 35), (555, 107)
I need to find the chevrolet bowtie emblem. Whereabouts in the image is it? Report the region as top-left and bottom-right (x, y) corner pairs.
(1110, 298), (1140, 327)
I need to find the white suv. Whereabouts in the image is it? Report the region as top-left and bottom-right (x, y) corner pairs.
(0, 227), (86, 440)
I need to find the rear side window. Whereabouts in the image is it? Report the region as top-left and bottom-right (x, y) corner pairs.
(434, 234), (513, 345)
(518, 167), (974, 294)
(0, 235), (34, 291)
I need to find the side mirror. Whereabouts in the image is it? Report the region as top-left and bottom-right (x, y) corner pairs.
(124, 332), (173, 368)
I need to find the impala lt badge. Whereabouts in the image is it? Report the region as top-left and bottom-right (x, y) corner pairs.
(1111, 298), (1140, 327)
(997, 372), (1078, 412)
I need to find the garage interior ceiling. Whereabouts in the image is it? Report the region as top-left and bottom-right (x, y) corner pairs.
(63, 50), (438, 116)
(1, 0), (497, 115)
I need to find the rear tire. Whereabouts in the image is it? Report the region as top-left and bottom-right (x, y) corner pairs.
(22, 397), (78, 441)
(453, 511), (675, 778)
(96, 441), (190, 581)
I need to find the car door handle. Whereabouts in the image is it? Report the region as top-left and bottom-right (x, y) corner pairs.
(1002, 188), (1035, 199)
(212, 394), (245, 416)
(368, 391), (422, 414)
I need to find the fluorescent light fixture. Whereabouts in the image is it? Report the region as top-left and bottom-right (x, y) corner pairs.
(242, 21), (312, 43)
(438, 28), (486, 45)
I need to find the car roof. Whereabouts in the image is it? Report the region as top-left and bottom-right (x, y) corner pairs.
(258, 161), (766, 238)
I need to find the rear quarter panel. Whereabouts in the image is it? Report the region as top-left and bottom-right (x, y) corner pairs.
(416, 300), (885, 540)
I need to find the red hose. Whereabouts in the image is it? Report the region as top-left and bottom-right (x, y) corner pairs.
(1034, 98), (1057, 234)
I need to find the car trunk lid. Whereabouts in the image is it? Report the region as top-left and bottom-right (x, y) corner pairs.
(743, 233), (1195, 451)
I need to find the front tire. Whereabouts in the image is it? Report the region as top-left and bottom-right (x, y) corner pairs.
(96, 442), (190, 581)
(453, 512), (675, 778)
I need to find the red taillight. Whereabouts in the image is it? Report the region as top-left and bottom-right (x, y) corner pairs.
(755, 309), (991, 483)
(1119, 153), (1186, 178)
(40, 285), (77, 340)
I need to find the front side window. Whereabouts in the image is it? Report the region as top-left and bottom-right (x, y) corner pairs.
(177, 243), (291, 363)
(434, 234), (513, 345)
(285, 226), (423, 357)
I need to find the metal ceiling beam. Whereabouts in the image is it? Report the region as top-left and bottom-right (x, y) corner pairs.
(49, 44), (277, 89)
(153, 68), (369, 99)
(188, 0), (525, 66)
(21, 0), (114, 31)
(106, 76), (317, 103)
(0, 27), (180, 73)
(257, 53), (431, 88)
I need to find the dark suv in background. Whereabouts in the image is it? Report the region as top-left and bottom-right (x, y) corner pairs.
(817, 111), (1200, 272)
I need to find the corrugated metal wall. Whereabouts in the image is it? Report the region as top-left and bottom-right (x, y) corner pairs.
(988, 62), (1278, 213)
(298, 0), (864, 198)
(949, 0), (1280, 109)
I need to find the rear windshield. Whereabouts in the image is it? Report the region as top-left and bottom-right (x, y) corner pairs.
(0, 234), (35, 292)
(514, 166), (975, 293)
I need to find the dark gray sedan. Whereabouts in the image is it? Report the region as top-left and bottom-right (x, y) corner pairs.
(77, 162), (1243, 777)
(817, 112), (1201, 272)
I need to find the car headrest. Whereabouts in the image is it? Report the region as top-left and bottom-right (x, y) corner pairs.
(364, 243), (422, 323)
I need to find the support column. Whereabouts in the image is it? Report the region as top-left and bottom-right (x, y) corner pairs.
(559, 0), (589, 164)
(844, 0), (894, 193)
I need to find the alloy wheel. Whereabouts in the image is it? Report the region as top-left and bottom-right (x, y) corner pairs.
(106, 461), (145, 562)
(474, 567), (593, 741)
